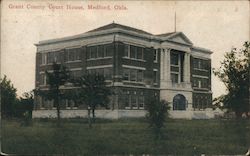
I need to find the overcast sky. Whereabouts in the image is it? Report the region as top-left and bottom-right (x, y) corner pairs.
(1, 0), (249, 98)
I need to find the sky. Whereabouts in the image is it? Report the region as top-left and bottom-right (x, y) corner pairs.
(1, 0), (249, 98)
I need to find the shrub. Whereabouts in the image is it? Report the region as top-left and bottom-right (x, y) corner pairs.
(146, 100), (170, 140)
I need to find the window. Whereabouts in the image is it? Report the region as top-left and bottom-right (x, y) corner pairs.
(104, 68), (112, 79)
(87, 67), (112, 79)
(193, 58), (208, 70)
(137, 70), (143, 82)
(193, 59), (198, 68)
(123, 68), (130, 81)
(124, 45), (129, 57)
(123, 44), (144, 60)
(153, 71), (157, 83)
(90, 46), (97, 58)
(70, 70), (82, 79)
(130, 46), (137, 59)
(123, 68), (144, 83)
(171, 53), (179, 65)
(41, 53), (47, 65)
(131, 95), (137, 109)
(40, 74), (47, 85)
(130, 69), (137, 82)
(88, 69), (96, 74)
(124, 94), (130, 108)
(154, 50), (157, 62)
(96, 68), (104, 76)
(171, 73), (179, 83)
(202, 78), (209, 88)
(97, 45), (104, 58)
(47, 52), (53, 64)
(193, 77), (209, 88)
(137, 47), (143, 59)
(138, 96), (144, 109)
(66, 48), (81, 62)
(65, 99), (75, 108)
(54, 52), (60, 63)
(88, 44), (113, 59)
(47, 52), (61, 64)
(51, 100), (56, 108)
(122, 91), (145, 110)
(193, 78), (198, 87)
(105, 44), (113, 57)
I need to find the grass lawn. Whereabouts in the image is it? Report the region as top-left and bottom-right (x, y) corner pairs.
(1, 118), (250, 155)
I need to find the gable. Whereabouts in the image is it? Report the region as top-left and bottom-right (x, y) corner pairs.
(167, 32), (193, 45)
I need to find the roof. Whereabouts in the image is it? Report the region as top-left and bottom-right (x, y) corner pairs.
(192, 46), (213, 54)
(87, 22), (152, 35)
(37, 22), (154, 45)
(155, 32), (176, 37)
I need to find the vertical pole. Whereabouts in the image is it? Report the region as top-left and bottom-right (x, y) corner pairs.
(174, 11), (176, 32)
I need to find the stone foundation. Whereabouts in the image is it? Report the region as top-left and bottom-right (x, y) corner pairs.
(33, 109), (224, 119)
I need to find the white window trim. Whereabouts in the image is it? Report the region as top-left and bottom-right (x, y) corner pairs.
(170, 71), (179, 74)
(66, 60), (82, 63)
(123, 81), (145, 84)
(192, 75), (209, 79)
(193, 87), (209, 91)
(193, 68), (209, 72)
(87, 65), (113, 70)
(69, 68), (82, 71)
(87, 56), (112, 61)
(122, 65), (146, 70)
(171, 64), (180, 68)
(122, 57), (146, 62)
(198, 80), (201, 88)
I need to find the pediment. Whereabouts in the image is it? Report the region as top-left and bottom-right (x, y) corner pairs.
(167, 32), (193, 45)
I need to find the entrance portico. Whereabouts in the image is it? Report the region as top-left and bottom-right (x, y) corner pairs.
(160, 42), (193, 110)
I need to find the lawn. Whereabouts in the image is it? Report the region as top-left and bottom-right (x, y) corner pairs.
(1, 118), (250, 155)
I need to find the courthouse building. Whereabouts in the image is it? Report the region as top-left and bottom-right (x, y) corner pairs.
(34, 23), (213, 118)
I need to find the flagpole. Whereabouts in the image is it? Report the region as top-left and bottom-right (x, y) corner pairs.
(174, 11), (176, 32)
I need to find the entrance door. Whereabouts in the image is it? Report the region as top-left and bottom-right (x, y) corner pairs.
(173, 94), (186, 110)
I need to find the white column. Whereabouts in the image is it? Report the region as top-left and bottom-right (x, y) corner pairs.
(184, 53), (191, 83)
(165, 48), (171, 82)
(160, 48), (165, 80)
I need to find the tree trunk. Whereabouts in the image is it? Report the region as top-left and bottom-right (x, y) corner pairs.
(92, 108), (95, 123)
(88, 107), (92, 128)
(55, 97), (61, 126)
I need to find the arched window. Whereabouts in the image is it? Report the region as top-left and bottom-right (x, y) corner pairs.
(173, 94), (186, 110)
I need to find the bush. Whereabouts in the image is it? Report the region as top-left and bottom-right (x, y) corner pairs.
(146, 100), (170, 140)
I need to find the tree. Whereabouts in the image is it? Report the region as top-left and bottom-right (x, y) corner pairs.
(36, 63), (70, 125)
(213, 41), (250, 118)
(18, 91), (34, 126)
(1, 75), (18, 118)
(13, 91), (34, 118)
(146, 99), (170, 140)
(74, 74), (112, 128)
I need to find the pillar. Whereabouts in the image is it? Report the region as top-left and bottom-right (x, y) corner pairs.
(184, 53), (191, 83)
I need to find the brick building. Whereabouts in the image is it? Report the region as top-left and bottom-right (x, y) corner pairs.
(34, 23), (213, 118)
